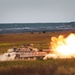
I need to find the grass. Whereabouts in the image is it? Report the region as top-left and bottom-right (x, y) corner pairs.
(0, 32), (51, 53)
(0, 31), (74, 53)
(0, 59), (75, 75)
(0, 31), (75, 75)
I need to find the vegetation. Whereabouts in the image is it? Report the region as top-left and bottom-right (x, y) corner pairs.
(0, 31), (75, 75)
(0, 59), (75, 75)
(0, 32), (51, 53)
(0, 31), (73, 53)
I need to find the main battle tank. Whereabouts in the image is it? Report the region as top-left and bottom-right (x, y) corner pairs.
(7, 44), (47, 60)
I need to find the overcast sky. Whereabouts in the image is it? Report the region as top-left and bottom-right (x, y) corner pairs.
(0, 0), (75, 23)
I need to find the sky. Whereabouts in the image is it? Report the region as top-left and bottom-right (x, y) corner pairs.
(0, 0), (75, 23)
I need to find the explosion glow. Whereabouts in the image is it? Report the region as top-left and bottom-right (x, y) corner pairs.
(50, 33), (75, 58)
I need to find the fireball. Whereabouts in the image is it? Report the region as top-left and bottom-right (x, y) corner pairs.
(50, 33), (75, 58)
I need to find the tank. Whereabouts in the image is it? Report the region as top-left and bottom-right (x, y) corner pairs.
(7, 45), (47, 60)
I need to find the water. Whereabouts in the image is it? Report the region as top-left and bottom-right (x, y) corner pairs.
(0, 22), (75, 34)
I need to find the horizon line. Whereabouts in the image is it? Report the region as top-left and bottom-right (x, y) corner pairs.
(0, 21), (75, 24)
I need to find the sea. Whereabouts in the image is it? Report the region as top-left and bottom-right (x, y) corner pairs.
(0, 22), (75, 34)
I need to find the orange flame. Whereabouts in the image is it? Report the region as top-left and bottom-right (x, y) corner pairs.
(50, 33), (75, 58)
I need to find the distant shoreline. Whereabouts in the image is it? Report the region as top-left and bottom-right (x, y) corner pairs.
(0, 29), (75, 35)
(0, 22), (75, 34)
